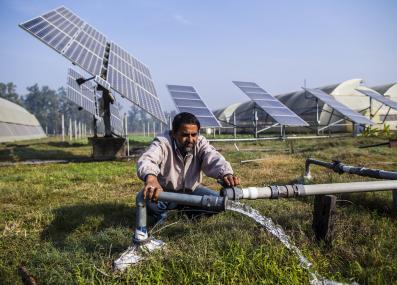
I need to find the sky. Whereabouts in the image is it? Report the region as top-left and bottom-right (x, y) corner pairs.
(0, 0), (396, 114)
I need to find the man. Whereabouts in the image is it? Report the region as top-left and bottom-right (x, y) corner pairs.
(136, 112), (240, 222)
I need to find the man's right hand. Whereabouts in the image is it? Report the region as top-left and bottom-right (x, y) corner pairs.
(144, 174), (163, 201)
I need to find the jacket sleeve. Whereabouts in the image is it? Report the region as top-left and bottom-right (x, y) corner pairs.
(198, 136), (233, 179)
(136, 138), (165, 181)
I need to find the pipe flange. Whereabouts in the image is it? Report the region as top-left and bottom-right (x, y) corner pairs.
(270, 185), (280, 199)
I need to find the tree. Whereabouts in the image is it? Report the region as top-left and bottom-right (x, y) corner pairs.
(23, 84), (60, 134)
(126, 105), (174, 134)
(0, 82), (22, 105)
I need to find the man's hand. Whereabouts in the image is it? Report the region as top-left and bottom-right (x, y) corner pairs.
(223, 174), (240, 187)
(144, 174), (163, 201)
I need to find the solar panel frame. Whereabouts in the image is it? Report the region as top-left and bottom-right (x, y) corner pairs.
(167, 85), (221, 128)
(108, 42), (166, 123)
(20, 6), (106, 77)
(233, 81), (309, 126)
(20, 6), (167, 124)
(303, 88), (375, 125)
(356, 88), (397, 110)
(66, 68), (98, 116)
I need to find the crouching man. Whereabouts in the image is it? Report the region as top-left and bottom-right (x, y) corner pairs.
(134, 112), (240, 242)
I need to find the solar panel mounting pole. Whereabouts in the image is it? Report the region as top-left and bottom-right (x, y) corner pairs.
(233, 112), (237, 139)
(61, 114), (65, 142)
(69, 118), (72, 141)
(369, 97), (373, 119)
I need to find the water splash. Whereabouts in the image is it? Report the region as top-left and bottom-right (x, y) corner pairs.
(113, 239), (165, 272)
(227, 201), (354, 285)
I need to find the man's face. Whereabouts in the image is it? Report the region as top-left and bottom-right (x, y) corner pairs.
(173, 124), (199, 153)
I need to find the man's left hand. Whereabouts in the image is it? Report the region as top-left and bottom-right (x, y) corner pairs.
(223, 174), (240, 187)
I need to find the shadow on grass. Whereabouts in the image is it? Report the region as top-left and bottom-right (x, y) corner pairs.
(41, 203), (135, 251)
(0, 145), (88, 162)
(47, 141), (87, 148)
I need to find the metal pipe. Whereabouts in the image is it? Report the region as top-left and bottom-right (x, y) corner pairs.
(134, 190), (227, 243)
(135, 180), (397, 243)
(300, 180), (397, 196)
(305, 158), (397, 180)
(221, 180), (397, 201)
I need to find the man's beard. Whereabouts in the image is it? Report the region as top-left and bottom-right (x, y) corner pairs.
(176, 140), (194, 155)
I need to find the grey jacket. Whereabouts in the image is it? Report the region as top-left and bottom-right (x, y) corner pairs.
(137, 131), (233, 191)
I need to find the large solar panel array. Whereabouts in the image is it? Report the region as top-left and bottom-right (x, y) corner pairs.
(303, 88), (375, 125)
(20, 6), (166, 123)
(167, 85), (221, 127)
(356, 88), (397, 110)
(67, 68), (98, 116)
(233, 81), (309, 126)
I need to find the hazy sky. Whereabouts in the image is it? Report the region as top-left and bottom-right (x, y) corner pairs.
(0, 0), (396, 113)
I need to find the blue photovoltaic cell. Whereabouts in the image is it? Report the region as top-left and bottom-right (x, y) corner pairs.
(233, 81), (309, 126)
(303, 88), (375, 125)
(356, 89), (397, 110)
(108, 42), (166, 123)
(167, 85), (220, 127)
(20, 6), (105, 76)
(66, 68), (98, 116)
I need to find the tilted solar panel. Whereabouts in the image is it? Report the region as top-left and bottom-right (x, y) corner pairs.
(107, 42), (166, 123)
(233, 81), (309, 126)
(66, 68), (98, 116)
(20, 6), (167, 124)
(356, 88), (397, 110)
(20, 6), (105, 76)
(303, 88), (375, 125)
(167, 85), (220, 127)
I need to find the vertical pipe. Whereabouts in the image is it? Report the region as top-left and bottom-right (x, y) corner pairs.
(369, 97), (373, 119)
(153, 121), (156, 137)
(254, 109), (258, 138)
(143, 123), (145, 136)
(61, 114), (65, 142)
(233, 112), (236, 139)
(69, 118), (72, 141)
(147, 122), (150, 137)
(74, 120), (77, 140)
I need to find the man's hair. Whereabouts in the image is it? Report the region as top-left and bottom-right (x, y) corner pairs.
(172, 112), (201, 132)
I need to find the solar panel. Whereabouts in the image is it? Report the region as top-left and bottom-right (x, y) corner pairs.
(94, 75), (111, 90)
(20, 6), (105, 76)
(233, 81), (309, 126)
(303, 88), (375, 125)
(167, 85), (221, 127)
(356, 88), (397, 110)
(107, 42), (166, 123)
(20, 6), (167, 124)
(109, 103), (124, 135)
(66, 68), (98, 116)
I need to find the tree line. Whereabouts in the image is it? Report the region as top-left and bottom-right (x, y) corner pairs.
(0, 82), (173, 135)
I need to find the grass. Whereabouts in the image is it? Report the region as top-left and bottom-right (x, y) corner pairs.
(0, 135), (397, 284)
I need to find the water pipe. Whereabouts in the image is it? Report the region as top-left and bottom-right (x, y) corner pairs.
(304, 158), (397, 180)
(134, 180), (397, 243)
(134, 191), (227, 243)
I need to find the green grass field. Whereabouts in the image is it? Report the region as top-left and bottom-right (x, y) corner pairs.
(0, 135), (396, 284)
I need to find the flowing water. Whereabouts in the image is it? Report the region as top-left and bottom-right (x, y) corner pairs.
(113, 239), (165, 272)
(227, 201), (354, 285)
